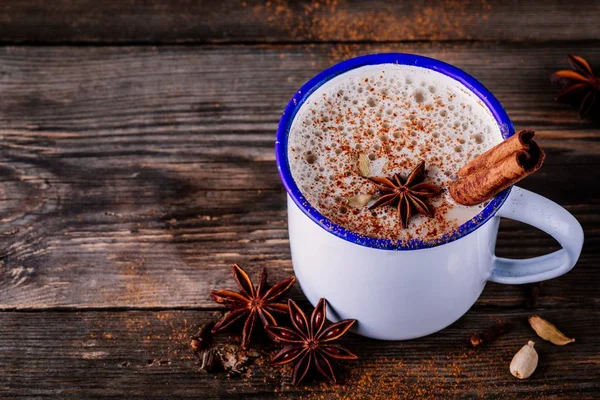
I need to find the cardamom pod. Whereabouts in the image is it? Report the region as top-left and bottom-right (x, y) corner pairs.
(347, 194), (374, 208)
(510, 341), (538, 379)
(358, 153), (370, 177)
(528, 315), (575, 346)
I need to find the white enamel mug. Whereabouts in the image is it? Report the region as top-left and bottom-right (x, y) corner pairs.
(275, 54), (584, 340)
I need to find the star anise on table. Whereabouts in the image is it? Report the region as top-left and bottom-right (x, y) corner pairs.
(368, 160), (442, 228)
(266, 298), (357, 385)
(210, 264), (296, 349)
(551, 54), (600, 119)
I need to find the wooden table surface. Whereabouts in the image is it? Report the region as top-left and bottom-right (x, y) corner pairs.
(0, 1), (599, 399)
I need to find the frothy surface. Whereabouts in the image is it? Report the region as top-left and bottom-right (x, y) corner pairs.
(287, 64), (503, 241)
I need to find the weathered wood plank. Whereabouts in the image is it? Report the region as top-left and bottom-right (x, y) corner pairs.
(1, 43), (599, 309)
(1, 0), (600, 44)
(0, 309), (597, 399)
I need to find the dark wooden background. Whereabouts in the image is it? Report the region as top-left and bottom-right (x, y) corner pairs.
(0, 1), (598, 398)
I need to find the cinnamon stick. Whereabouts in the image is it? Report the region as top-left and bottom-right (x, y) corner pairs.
(449, 130), (545, 206)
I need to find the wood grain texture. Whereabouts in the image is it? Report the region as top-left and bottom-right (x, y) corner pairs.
(1, 43), (599, 309)
(1, 0), (600, 44)
(0, 309), (598, 399)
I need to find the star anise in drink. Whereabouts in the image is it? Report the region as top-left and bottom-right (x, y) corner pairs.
(266, 298), (357, 385)
(210, 264), (296, 349)
(368, 160), (442, 228)
(551, 54), (600, 119)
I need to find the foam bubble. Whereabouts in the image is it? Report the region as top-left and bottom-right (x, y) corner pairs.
(413, 89), (426, 103)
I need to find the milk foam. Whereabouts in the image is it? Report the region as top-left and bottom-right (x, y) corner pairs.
(288, 64), (503, 241)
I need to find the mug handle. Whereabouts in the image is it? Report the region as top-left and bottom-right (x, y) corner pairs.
(489, 186), (584, 284)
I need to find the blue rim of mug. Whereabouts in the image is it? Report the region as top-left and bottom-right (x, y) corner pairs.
(275, 53), (514, 250)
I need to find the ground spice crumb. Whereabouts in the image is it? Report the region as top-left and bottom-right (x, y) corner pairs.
(524, 282), (542, 309)
(470, 319), (513, 347)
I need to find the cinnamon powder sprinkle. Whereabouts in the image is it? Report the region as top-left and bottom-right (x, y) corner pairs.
(258, 0), (492, 45)
(287, 66), (498, 241)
